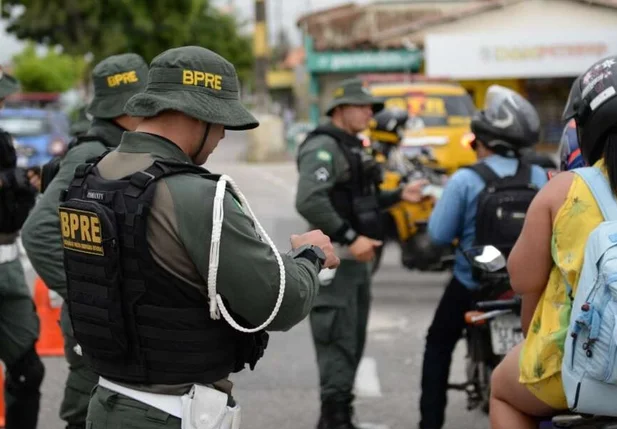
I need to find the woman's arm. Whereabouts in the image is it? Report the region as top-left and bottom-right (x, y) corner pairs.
(508, 174), (572, 333)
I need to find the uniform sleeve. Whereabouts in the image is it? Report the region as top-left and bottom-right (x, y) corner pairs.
(428, 171), (467, 245)
(21, 143), (106, 299)
(295, 136), (350, 237)
(171, 178), (321, 332)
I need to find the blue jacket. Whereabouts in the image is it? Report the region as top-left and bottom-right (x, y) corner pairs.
(428, 154), (548, 289)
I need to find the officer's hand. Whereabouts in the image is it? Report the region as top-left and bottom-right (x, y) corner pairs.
(349, 236), (383, 263)
(402, 179), (430, 203)
(290, 230), (340, 269)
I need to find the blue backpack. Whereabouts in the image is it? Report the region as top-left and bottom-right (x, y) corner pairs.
(562, 166), (617, 416)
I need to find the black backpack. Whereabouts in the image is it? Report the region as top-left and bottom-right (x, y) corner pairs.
(467, 161), (539, 256)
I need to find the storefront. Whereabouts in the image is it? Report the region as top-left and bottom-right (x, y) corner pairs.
(424, 28), (617, 145)
(303, 35), (423, 124)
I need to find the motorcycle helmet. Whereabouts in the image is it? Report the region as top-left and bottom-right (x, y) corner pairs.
(562, 56), (617, 165)
(557, 119), (585, 171)
(470, 85), (541, 157)
(368, 107), (409, 144)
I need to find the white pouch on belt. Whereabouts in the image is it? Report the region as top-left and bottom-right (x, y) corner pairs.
(181, 385), (241, 429)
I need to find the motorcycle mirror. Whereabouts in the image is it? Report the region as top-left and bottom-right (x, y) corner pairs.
(464, 245), (506, 272)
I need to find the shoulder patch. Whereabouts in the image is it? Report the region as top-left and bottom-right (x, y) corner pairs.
(316, 150), (332, 162)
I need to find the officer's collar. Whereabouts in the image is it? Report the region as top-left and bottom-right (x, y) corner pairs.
(117, 132), (194, 164)
(87, 118), (126, 148)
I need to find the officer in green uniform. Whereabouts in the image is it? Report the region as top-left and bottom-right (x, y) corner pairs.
(69, 106), (92, 137)
(0, 69), (44, 429)
(55, 46), (339, 429)
(295, 78), (428, 429)
(21, 53), (148, 429)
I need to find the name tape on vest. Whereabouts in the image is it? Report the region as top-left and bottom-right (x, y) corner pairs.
(59, 207), (104, 256)
(107, 70), (139, 88)
(182, 70), (223, 90)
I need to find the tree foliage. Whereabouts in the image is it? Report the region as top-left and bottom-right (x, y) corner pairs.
(12, 43), (87, 92)
(2, 0), (254, 82)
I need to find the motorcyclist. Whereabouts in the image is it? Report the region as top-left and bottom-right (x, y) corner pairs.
(417, 85), (548, 429)
(491, 56), (617, 429)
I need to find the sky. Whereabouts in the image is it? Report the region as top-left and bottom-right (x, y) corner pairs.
(0, 0), (370, 64)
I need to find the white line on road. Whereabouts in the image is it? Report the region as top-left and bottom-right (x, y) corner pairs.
(354, 356), (382, 398)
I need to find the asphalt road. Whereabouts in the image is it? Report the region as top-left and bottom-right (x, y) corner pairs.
(22, 131), (490, 429)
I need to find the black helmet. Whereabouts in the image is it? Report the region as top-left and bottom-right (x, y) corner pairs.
(562, 56), (617, 165)
(471, 85), (540, 157)
(368, 107), (409, 144)
(562, 75), (582, 123)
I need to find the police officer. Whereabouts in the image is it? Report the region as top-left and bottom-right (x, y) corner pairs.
(295, 78), (428, 429)
(418, 86), (548, 429)
(57, 45), (339, 429)
(0, 68), (44, 429)
(21, 53), (148, 429)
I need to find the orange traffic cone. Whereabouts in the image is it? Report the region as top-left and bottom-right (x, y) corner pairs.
(33, 276), (65, 356)
(0, 364), (5, 428)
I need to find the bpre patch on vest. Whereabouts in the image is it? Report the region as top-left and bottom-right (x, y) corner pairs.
(59, 207), (105, 256)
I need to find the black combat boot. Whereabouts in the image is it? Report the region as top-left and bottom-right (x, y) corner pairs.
(316, 400), (359, 429)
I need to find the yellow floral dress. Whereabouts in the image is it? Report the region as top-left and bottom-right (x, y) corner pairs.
(519, 163), (605, 409)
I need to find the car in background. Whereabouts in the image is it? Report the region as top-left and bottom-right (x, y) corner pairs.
(0, 107), (70, 168)
(368, 81), (478, 174)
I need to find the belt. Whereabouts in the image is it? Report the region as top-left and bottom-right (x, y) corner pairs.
(0, 243), (19, 264)
(98, 377), (183, 419)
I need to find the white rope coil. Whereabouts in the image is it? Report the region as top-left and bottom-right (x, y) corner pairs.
(207, 174), (286, 333)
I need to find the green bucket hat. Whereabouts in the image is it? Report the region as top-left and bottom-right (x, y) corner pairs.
(87, 53), (148, 119)
(0, 69), (20, 99)
(124, 46), (258, 130)
(326, 78), (384, 116)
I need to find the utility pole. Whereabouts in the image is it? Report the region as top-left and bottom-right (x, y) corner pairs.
(254, 0), (270, 113)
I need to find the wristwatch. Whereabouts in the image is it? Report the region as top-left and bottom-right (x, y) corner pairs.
(290, 244), (327, 270)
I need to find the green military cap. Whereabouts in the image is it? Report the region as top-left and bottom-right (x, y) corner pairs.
(124, 46), (258, 130)
(326, 78), (384, 116)
(0, 68), (20, 99)
(87, 53), (148, 119)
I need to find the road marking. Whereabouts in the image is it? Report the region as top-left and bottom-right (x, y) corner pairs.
(357, 424), (390, 429)
(354, 356), (382, 398)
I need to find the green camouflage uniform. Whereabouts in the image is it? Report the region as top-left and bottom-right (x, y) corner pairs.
(21, 53), (148, 429)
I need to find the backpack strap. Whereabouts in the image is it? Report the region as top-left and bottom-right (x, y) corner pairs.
(573, 167), (617, 222)
(465, 162), (500, 184)
(512, 161), (533, 185)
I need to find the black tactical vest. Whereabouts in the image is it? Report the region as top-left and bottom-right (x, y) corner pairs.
(59, 154), (268, 385)
(303, 124), (383, 240)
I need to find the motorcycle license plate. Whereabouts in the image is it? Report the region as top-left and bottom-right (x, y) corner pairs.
(489, 313), (524, 356)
